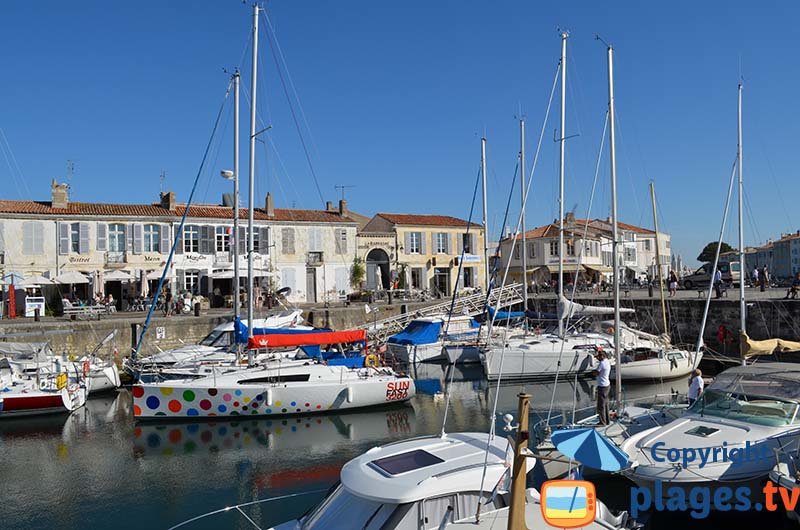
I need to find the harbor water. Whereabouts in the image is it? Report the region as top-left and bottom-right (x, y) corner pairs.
(0, 363), (793, 529)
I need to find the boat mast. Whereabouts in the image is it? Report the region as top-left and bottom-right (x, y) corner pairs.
(649, 182), (668, 335)
(558, 32), (568, 338)
(606, 44), (622, 403)
(737, 82), (746, 366)
(247, 3), (259, 366)
(233, 69), (241, 362)
(520, 118), (528, 329)
(481, 137), (490, 292)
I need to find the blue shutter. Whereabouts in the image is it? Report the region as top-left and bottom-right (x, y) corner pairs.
(58, 222), (69, 255)
(79, 222), (90, 254)
(160, 224), (170, 254)
(96, 223), (107, 251)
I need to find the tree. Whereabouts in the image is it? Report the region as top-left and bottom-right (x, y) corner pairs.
(350, 257), (365, 289)
(697, 241), (734, 263)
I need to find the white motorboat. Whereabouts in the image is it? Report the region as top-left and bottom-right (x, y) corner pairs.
(132, 358), (415, 420)
(267, 431), (635, 530)
(621, 363), (800, 497)
(0, 359), (88, 418)
(386, 315), (480, 363)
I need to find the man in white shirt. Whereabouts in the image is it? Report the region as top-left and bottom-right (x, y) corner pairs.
(688, 369), (704, 406)
(594, 350), (611, 425)
(714, 269), (723, 299)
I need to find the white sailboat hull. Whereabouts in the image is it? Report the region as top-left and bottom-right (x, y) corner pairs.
(612, 351), (702, 382)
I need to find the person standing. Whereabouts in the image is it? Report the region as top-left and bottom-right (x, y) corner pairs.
(752, 266), (759, 288)
(594, 350), (611, 425)
(761, 265), (769, 292)
(688, 368), (705, 406)
(668, 270), (679, 297)
(164, 289), (173, 317)
(714, 268), (723, 299)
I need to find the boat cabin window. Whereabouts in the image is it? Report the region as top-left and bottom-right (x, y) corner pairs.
(301, 484), (395, 529)
(418, 491), (504, 529)
(370, 449), (444, 476)
(689, 388), (800, 427)
(238, 374), (311, 384)
(199, 329), (233, 347)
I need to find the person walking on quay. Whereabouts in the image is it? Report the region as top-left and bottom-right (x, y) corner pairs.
(761, 265), (769, 292)
(714, 268), (723, 299)
(752, 266), (759, 288)
(688, 368), (704, 406)
(668, 270), (678, 297)
(594, 350), (611, 425)
(786, 272), (800, 300)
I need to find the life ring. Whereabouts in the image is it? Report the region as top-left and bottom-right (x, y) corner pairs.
(67, 354), (77, 362)
(364, 354), (380, 368)
(606, 326), (615, 334)
(82, 360), (91, 377)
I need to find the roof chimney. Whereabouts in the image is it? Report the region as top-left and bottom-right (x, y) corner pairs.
(222, 193), (233, 207)
(326, 201), (335, 212)
(265, 192), (275, 217)
(338, 199), (348, 217)
(565, 212), (575, 226)
(51, 179), (69, 209)
(160, 191), (177, 211)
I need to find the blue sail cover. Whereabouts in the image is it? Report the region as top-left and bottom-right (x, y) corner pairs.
(388, 320), (442, 345)
(486, 306), (526, 320)
(234, 317), (331, 344)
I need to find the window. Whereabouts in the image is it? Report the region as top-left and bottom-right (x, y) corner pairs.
(70, 223), (80, 253)
(215, 226), (230, 253)
(528, 242), (535, 259)
(566, 241), (575, 257)
(644, 239), (651, 251)
(335, 229), (348, 254)
(624, 247), (637, 262)
(549, 241), (558, 256)
(184, 271), (199, 294)
(463, 267), (475, 288)
(281, 228), (295, 254)
(411, 268), (424, 289)
(435, 233), (449, 254)
(308, 227), (323, 252)
(584, 241), (592, 256)
(22, 222), (44, 255)
(250, 227), (260, 253)
(513, 243), (520, 260)
(109, 224), (125, 253)
(624, 232), (635, 242)
(409, 232), (421, 254)
(184, 225), (199, 253)
(462, 233), (473, 254)
(144, 224), (160, 252)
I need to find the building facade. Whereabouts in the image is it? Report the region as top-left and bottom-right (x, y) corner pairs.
(0, 182), (357, 307)
(772, 232), (800, 279)
(358, 213), (486, 297)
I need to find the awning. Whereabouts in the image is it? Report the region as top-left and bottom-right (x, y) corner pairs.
(104, 270), (132, 281)
(538, 265), (586, 273)
(23, 274), (54, 286)
(248, 329), (367, 349)
(585, 265), (613, 273)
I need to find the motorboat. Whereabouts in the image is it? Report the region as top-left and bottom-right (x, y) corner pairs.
(132, 357), (415, 420)
(267, 431), (635, 529)
(621, 363), (800, 497)
(386, 315), (480, 364)
(0, 359), (88, 418)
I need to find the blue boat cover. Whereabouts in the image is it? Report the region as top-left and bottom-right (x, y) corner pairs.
(487, 306), (526, 320)
(234, 317), (331, 344)
(387, 320), (442, 345)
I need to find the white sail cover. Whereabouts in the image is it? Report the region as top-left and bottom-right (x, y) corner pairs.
(557, 295), (634, 321)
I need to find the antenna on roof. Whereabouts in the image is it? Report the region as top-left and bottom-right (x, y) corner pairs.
(66, 160), (75, 186)
(160, 170), (166, 193)
(334, 184), (355, 201)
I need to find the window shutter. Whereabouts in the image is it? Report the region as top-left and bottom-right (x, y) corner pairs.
(404, 232), (411, 254)
(238, 227), (247, 255)
(288, 228), (295, 254)
(133, 224), (143, 254)
(176, 269), (185, 292)
(457, 234), (464, 255)
(259, 227), (269, 254)
(78, 222), (90, 254)
(472, 234), (478, 255)
(205, 225), (215, 254)
(34, 223), (44, 254)
(419, 232), (426, 255)
(0, 221), (4, 254)
(126, 224), (133, 252)
(58, 222), (69, 255)
(160, 224), (170, 254)
(334, 229), (343, 254)
(96, 223), (107, 251)
(175, 226), (184, 254)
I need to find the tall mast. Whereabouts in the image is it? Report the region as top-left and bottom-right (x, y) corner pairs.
(607, 44), (622, 404)
(737, 82), (746, 365)
(481, 137), (490, 292)
(649, 182), (668, 335)
(233, 71), (241, 324)
(520, 118), (528, 328)
(558, 32), (568, 338)
(247, 3), (259, 366)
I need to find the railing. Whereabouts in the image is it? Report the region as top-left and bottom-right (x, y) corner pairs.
(307, 251), (323, 266)
(213, 253), (231, 266)
(105, 252), (126, 265)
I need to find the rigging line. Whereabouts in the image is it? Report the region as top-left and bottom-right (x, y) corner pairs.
(611, 108), (643, 221)
(0, 128), (32, 198)
(547, 110), (609, 423)
(754, 118), (794, 230)
(262, 10), (321, 159)
(0, 135), (23, 198)
(440, 165), (482, 437)
(261, 12), (325, 207)
(166, 489), (328, 530)
(200, 100), (234, 205)
(134, 79), (233, 358)
(742, 190), (762, 246)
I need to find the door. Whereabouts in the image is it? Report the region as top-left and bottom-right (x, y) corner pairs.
(306, 268), (317, 303)
(434, 268), (450, 297)
(366, 263), (377, 290)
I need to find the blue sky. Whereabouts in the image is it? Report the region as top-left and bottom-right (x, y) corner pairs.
(1, 1), (798, 265)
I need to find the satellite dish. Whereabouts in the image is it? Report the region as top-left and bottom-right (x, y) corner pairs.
(276, 286), (292, 298)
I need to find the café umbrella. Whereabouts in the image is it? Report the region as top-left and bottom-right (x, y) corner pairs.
(550, 427), (631, 472)
(54, 271), (90, 285)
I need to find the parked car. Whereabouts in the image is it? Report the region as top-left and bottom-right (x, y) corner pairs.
(682, 261), (740, 289)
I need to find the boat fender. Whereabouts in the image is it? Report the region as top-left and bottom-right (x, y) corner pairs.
(606, 326), (615, 334)
(364, 354), (380, 368)
(346, 386), (354, 403)
(82, 360), (91, 377)
(265, 389), (273, 406)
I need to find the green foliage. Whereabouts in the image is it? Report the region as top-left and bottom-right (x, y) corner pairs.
(350, 257), (365, 289)
(697, 241), (734, 263)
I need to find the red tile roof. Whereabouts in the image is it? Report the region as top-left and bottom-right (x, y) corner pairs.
(376, 213), (480, 228)
(0, 200), (356, 224)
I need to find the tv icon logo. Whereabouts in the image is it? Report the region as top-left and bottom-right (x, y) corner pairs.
(541, 480), (597, 528)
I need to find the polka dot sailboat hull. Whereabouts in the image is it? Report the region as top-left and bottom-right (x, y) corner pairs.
(132, 360), (415, 420)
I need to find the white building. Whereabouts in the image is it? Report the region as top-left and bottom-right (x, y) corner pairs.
(0, 181), (357, 308)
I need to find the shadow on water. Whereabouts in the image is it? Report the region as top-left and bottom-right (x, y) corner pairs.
(0, 364), (793, 529)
